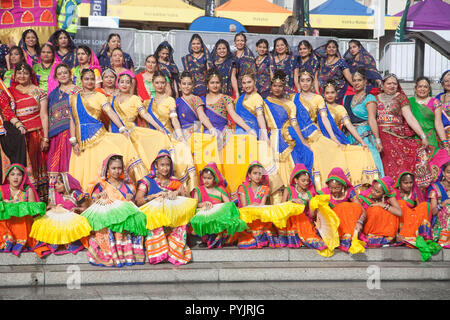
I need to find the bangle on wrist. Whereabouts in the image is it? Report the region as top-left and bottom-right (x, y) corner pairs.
(375, 138), (381, 144)
(41, 137), (49, 143)
(119, 126), (128, 133)
(69, 137), (78, 146)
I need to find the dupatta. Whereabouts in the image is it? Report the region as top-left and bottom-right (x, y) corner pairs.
(343, 44), (382, 83)
(0, 164), (39, 201)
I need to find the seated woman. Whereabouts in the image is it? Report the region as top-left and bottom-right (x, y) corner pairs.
(83, 154), (146, 267)
(190, 162), (247, 249)
(279, 164), (327, 252)
(358, 177), (403, 247)
(111, 73), (172, 172)
(136, 150), (195, 265)
(68, 69), (147, 191)
(143, 71), (198, 193)
(30, 173), (91, 255)
(394, 171), (432, 246)
(0, 164), (47, 257)
(319, 168), (367, 253)
(234, 161), (278, 249)
(427, 162), (450, 248)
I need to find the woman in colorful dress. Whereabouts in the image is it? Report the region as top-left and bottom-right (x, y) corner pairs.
(233, 32), (256, 95)
(155, 41), (179, 98)
(321, 78), (380, 188)
(0, 164), (47, 257)
(18, 29), (40, 66)
(410, 76), (450, 186)
(358, 177), (403, 247)
(33, 42), (61, 94)
(264, 70), (314, 186)
(47, 64), (80, 184)
(272, 37), (297, 96)
(95, 67), (118, 97)
(142, 71), (197, 193)
(110, 73), (171, 171)
(72, 45), (102, 88)
(97, 33), (134, 73)
(109, 48), (135, 94)
(181, 34), (214, 97)
(85, 154), (145, 267)
(279, 163), (327, 251)
(294, 40), (320, 94)
(343, 40), (382, 95)
(254, 39), (274, 99)
(136, 54), (171, 101)
(68, 68), (147, 191)
(427, 162), (450, 248)
(436, 70), (450, 140)
(376, 74), (429, 182)
(48, 29), (78, 69)
(292, 69), (353, 189)
(136, 150), (193, 265)
(319, 167), (367, 252)
(2, 46), (25, 88)
(394, 171), (432, 245)
(10, 63), (49, 201)
(31, 172), (90, 255)
(315, 40), (353, 104)
(343, 68), (385, 177)
(212, 39), (239, 98)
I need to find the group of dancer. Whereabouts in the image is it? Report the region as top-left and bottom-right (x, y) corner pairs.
(0, 28), (449, 267)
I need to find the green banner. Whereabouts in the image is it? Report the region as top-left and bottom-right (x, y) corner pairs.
(395, 0), (412, 42)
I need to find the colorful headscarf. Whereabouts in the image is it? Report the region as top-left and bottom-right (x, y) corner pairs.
(370, 176), (396, 198)
(323, 167), (355, 196)
(18, 29), (40, 66)
(199, 162), (227, 189)
(187, 34), (214, 67)
(289, 163), (316, 194)
(49, 173), (85, 209)
(155, 41), (177, 68)
(395, 171), (425, 203)
(343, 43), (381, 82)
(243, 161), (269, 187)
(1, 163), (39, 201)
(43, 42), (63, 94)
(149, 149), (175, 179)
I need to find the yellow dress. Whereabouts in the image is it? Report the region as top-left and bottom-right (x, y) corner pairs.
(68, 92), (147, 191)
(112, 95), (173, 171)
(144, 96), (198, 192)
(293, 94), (350, 190)
(327, 104), (379, 189)
(263, 97), (302, 188)
(234, 93), (284, 203)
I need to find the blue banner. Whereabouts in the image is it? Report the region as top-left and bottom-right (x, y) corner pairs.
(90, 0), (107, 16)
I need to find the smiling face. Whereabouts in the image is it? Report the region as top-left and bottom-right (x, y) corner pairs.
(415, 79), (431, 99)
(234, 35), (246, 50)
(159, 48), (170, 62)
(216, 43), (228, 59)
(155, 156), (172, 178)
(118, 75), (131, 93)
(24, 31), (37, 48)
(242, 75), (256, 94)
(102, 72), (116, 89)
(299, 73), (313, 92)
(383, 76), (398, 95)
(40, 45), (54, 64)
(324, 85), (337, 104)
(294, 173), (310, 191)
(55, 65), (71, 85)
(298, 44), (311, 58)
(256, 42), (268, 56)
(81, 71), (96, 91)
(352, 72), (367, 93)
(15, 68), (31, 86)
(153, 75), (167, 94)
(7, 167), (24, 189)
(349, 42), (361, 57)
(326, 42), (338, 57)
(9, 48), (23, 65)
(275, 40), (287, 55)
(328, 180), (345, 199)
(180, 76), (193, 96)
(201, 170), (216, 188)
(191, 38), (202, 54)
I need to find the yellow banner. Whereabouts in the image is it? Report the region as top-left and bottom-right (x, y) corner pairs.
(215, 11), (291, 27)
(310, 14), (401, 30)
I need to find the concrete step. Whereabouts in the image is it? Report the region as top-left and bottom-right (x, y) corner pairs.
(1, 247), (449, 266)
(1, 260), (449, 287)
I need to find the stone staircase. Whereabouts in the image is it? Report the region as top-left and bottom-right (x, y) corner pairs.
(399, 82), (443, 98)
(1, 247), (449, 287)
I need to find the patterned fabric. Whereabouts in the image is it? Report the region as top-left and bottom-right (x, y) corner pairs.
(255, 54), (274, 99)
(317, 57), (349, 103)
(97, 44), (134, 71)
(427, 179), (450, 248)
(234, 47), (256, 94)
(176, 96), (203, 132)
(296, 54), (320, 77)
(273, 50), (297, 95)
(343, 44), (382, 87)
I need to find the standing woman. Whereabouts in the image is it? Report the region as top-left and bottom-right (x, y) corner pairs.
(343, 40), (382, 94)
(294, 40), (320, 94)
(97, 33), (135, 73)
(67, 69), (147, 191)
(181, 34), (213, 97)
(33, 42), (61, 94)
(47, 64), (80, 184)
(272, 37), (297, 95)
(72, 45), (102, 88)
(375, 74), (429, 181)
(254, 39), (274, 99)
(109, 48), (135, 94)
(48, 29), (77, 69)
(2, 46), (25, 88)
(343, 68), (384, 177)
(315, 40), (353, 104)
(155, 41), (179, 98)
(233, 32), (256, 95)
(136, 55), (171, 101)
(9, 63), (49, 201)
(409, 76), (450, 186)
(143, 71), (198, 193)
(211, 39), (239, 98)
(18, 29), (40, 66)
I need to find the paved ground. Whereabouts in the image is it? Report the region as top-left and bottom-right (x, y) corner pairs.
(1, 281), (449, 300)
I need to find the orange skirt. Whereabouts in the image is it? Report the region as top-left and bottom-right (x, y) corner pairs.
(398, 200), (432, 243)
(362, 206), (399, 247)
(277, 213), (327, 250)
(332, 202), (363, 252)
(233, 220), (280, 249)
